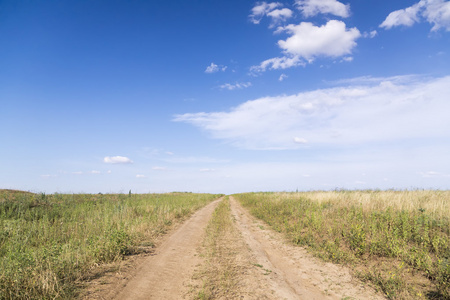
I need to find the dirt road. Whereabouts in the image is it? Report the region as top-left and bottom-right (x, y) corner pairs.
(87, 197), (385, 299)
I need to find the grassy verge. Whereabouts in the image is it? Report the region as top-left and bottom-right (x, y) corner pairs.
(0, 190), (221, 299)
(195, 196), (241, 299)
(234, 191), (450, 299)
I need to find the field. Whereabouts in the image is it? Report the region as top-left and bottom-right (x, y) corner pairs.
(0, 190), (221, 299)
(1, 189), (449, 299)
(235, 190), (450, 299)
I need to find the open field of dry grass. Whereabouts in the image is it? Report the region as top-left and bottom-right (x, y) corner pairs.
(0, 190), (221, 299)
(234, 190), (450, 299)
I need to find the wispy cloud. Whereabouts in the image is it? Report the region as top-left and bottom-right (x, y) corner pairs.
(419, 171), (450, 178)
(279, 73), (288, 81)
(205, 62), (227, 73)
(293, 137), (308, 144)
(136, 174), (146, 178)
(381, 0), (450, 31)
(162, 156), (230, 164)
(249, 2), (282, 24)
(295, 0), (350, 18)
(152, 166), (167, 171)
(219, 82), (252, 90)
(103, 156), (133, 164)
(174, 75), (450, 150)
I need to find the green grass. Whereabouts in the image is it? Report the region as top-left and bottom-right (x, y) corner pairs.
(234, 190), (450, 299)
(0, 190), (221, 299)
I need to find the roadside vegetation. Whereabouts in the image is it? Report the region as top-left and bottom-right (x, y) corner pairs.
(235, 190), (450, 299)
(0, 190), (221, 299)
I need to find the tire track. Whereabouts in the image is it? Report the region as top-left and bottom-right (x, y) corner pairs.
(111, 198), (222, 300)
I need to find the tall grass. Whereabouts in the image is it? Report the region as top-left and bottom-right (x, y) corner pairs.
(235, 190), (450, 299)
(0, 190), (221, 299)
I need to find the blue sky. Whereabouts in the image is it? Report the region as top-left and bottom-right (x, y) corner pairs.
(1, 0), (450, 194)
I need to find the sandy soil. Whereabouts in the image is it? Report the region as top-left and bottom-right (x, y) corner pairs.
(84, 196), (386, 299)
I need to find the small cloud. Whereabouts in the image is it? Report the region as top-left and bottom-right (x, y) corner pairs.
(267, 8), (293, 27)
(104, 156), (133, 164)
(152, 166), (167, 171)
(363, 30), (378, 38)
(249, 2), (282, 24)
(166, 151), (174, 155)
(200, 168), (215, 172)
(72, 171), (83, 175)
(294, 137), (308, 144)
(205, 62), (227, 73)
(279, 73), (288, 81)
(219, 82), (252, 90)
(40, 174), (55, 179)
(251, 20), (360, 72)
(90, 170), (101, 174)
(341, 56), (353, 62)
(295, 0), (351, 18)
(251, 56), (304, 73)
(420, 171), (449, 178)
(107, 170), (112, 174)
(136, 174), (146, 178)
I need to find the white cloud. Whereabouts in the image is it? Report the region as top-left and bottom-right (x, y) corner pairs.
(381, 0), (450, 31)
(205, 62), (227, 73)
(136, 174), (146, 178)
(103, 156), (133, 164)
(90, 170), (101, 174)
(278, 20), (361, 60)
(363, 30), (378, 38)
(267, 8), (293, 25)
(162, 156), (229, 164)
(174, 75), (450, 150)
(293, 137), (308, 144)
(72, 171), (83, 175)
(295, 0), (350, 18)
(279, 73), (288, 81)
(152, 166), (167, 171)
(420, 171), (450, 177)
(251, 56), (304, 72)
(249, 2), (282, 24)
(219, 82), (252, 90)
(252, 20), (360, 72)
(341, 56), (353, 62)
(380, 2), (423, 29)
(200, 168), (216, 172)
(40, 174), (55, 179)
